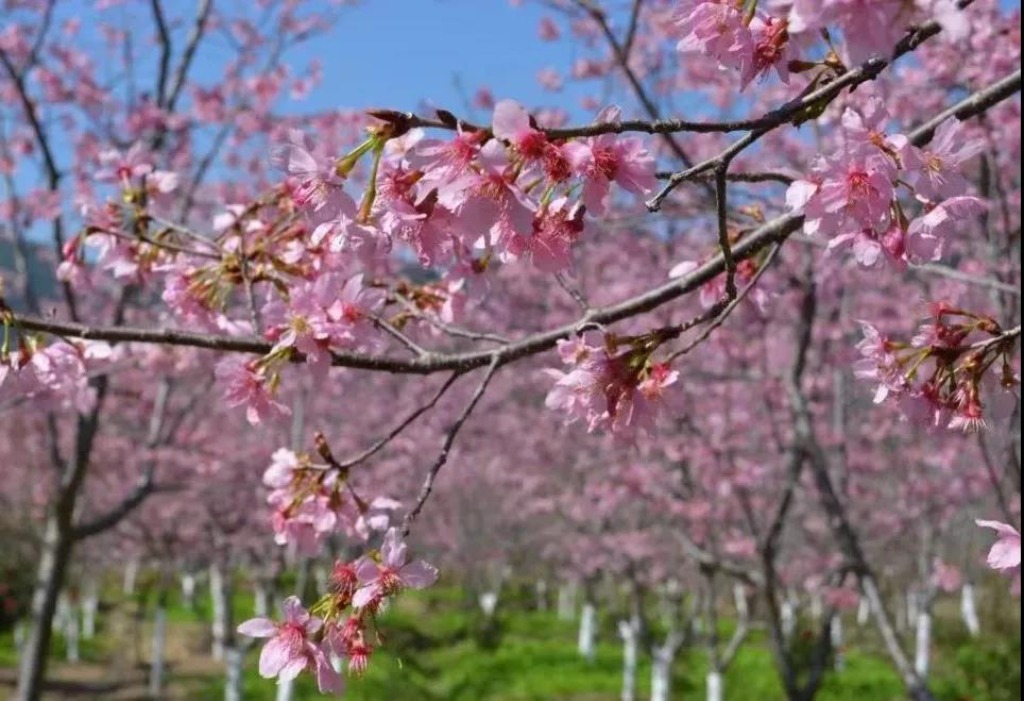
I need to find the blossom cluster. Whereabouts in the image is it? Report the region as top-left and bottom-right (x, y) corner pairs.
(676, 1), (971, 88)
(237, 528), (437, 691)
(787, 101), (985, 270)
(263, 448), (399, 556)
(0, 313), (115, 414)
(545, 334), (679, 438)
(53, 101), (656, 427)
(854, 304), (1019, 431)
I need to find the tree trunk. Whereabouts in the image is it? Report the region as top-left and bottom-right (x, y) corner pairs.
(254, 582), (271, 618)
(224, 645), (244, 701)
(210, 564), (231, 661)
(181, 573), (197, 611)
(15, 517), (74, 701)
(706, 671), (723, 701)
(124, 559), (140, 596)
(960, 583), (980, 636)
(557, 582), (577, 621)
(578, 601), (597, 661)
(809, 591), (823, 624)
(81, 579), (99, 640)
(618, 619), (638, 701)
(479, 590), (499, 618)
(856, 596), (870, 626)
(781, 597), (796, 642)
(14, 620), (26, 659)
(535, 579), (548, 611)
(914, 610), (932, 680)
(149, 590), (168, 699)
(649, 634), (682, 701)
(64, 597), (80, 663)
(831, 615), (845, 672)
(906, 589), (919, 631)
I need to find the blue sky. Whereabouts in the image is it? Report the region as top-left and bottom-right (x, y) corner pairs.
(275, 1), (593, 121)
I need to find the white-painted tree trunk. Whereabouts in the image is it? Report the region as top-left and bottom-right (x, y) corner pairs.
(856, 596), (870, 626)
(66, 613), (80, 662)
(123, 559), (139, 596)
(914, 610), (932, 679)
(210, 565), (228, 661)
(650, 648), (674, 701)
(706, 671), (723, 701)
(254, 583), (271, 618)
(149, 605), (167, 699)
(81, 582), (99, 640)
(618, 620), (638, 701)
(906, 589), (919, 630)
(535, 579), (548, 611)
(181, 574), (197, 610)
(557, 582), (577, 621)
(810, 592), (823, 623)
(831, 615), (845, 671)
(14, 620), (26, 660)
(781, 599), (796, 642)
(224, 646), (244, 701)
(578, 602), (597, 661)
(53, 594), (69, 633)
(479, 591), (499, 618)
(733, 584), (748, 620)
(960, 583), (980, 637)
(62, 597), (80, 663)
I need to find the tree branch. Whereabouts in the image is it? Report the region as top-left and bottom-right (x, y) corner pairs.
(71, 379), (172, 540)
(400, 357), (500, 536)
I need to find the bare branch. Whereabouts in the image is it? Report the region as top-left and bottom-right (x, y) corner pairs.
(334, 372), (463, 471)
(71, 378), (172, 540)
(401, 357), (500, 536)
(668, 244), (782, 362)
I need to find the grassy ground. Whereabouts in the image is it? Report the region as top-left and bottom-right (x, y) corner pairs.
(0, 582), (1019, 700)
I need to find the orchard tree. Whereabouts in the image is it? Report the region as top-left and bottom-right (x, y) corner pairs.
(2, 1), (1021, 701)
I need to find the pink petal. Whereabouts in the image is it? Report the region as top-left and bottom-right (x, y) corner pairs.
(352, 585), (380, 609)
(237, 618), (277, 638)
(280, 596), (306, 623)
(492, 100), (530, 141)
(315, 648), (345, 693)
(976, 519), (1020, 539)
(380, 528), (408, 569)
(987, 538), (1021, 571)
(354, 558), (381, 585)
(258, 637), (291, 678)
(400, 560), (439, 589)
(278, 654), (309, 682)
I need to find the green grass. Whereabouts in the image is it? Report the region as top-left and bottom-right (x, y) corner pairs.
(2, 582), (1020, 701)
(197, 593), (1018, 701)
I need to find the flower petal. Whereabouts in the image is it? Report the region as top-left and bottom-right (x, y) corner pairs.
(237, 618), (277, 638)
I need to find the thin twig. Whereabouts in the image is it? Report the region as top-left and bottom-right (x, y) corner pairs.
(401, 357), (500, 536)
(334, 372), (463, 470)
(668, 244), (782, 362)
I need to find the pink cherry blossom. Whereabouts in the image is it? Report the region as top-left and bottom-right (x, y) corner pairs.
(352, 528), (439, 610)
(237, 597), (343, 693)
(901, 120), (985, 202)
(214, 356), (290, 426)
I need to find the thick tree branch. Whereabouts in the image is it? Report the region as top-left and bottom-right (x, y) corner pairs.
(71, 378), (173, 540)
